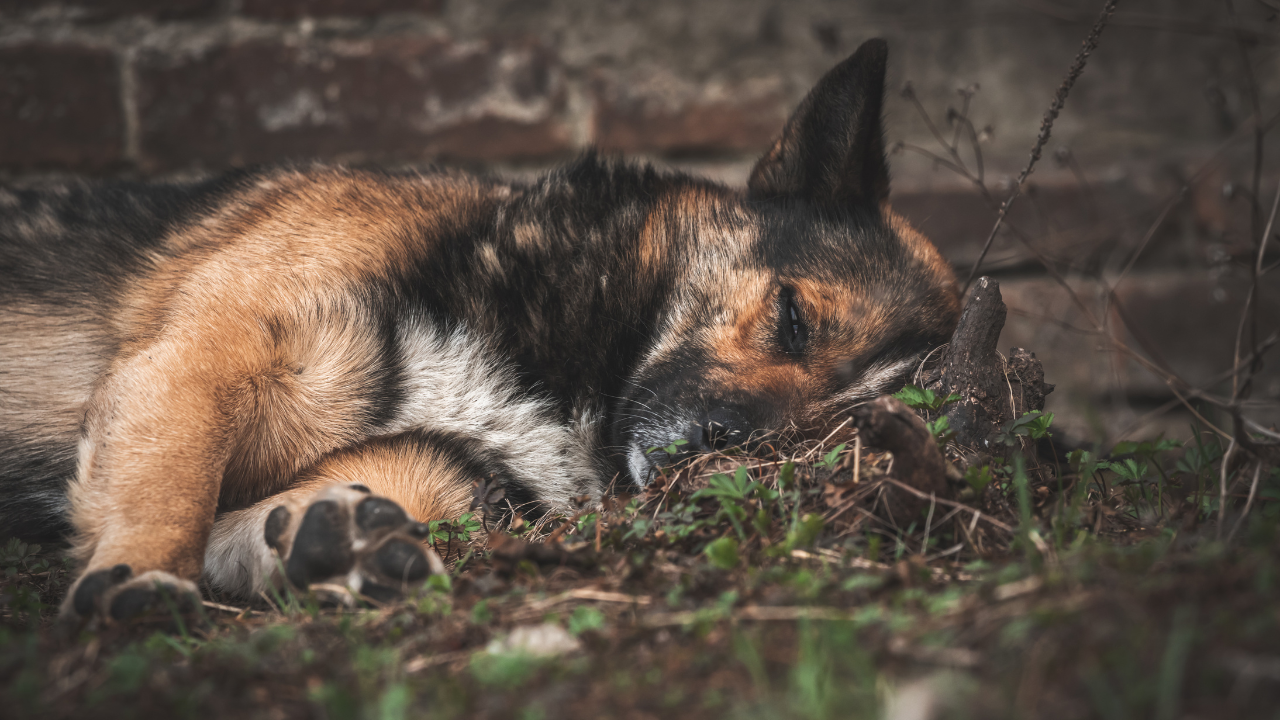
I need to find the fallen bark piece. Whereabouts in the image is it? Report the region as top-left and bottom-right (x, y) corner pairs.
(851, 396), (950, 520)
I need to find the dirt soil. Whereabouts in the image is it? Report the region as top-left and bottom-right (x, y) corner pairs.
(2, 280), (1279, 720)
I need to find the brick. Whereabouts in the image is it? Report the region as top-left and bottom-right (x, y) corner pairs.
(0, 0), (218, 20)
(135, 36), (571, 172)
(239, 0), (442, 20)
(0, 44), (124, 172)
(590, 70), (788, 155)
(997, 270), (1280, 439)
(888, 172), (1267, 280)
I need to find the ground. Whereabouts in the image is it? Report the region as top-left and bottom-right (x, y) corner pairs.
(3, 399), (1279, 720)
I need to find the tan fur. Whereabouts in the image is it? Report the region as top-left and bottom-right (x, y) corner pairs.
(203, 438), (474, 597)
(0, 306), (110, 459)
(67, 168), (501, 584)
(296, 436), (476, 522)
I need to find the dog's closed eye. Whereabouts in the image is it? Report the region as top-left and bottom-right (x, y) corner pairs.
(778, 288), (808, 355)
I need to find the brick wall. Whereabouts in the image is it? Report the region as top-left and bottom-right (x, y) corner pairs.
(1, 0), (1277, 442)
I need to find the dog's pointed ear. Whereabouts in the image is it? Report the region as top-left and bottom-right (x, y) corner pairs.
(748, 38), (890, 212)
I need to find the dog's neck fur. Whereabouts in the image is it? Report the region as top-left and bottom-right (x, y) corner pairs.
(397, 156), (710, 421)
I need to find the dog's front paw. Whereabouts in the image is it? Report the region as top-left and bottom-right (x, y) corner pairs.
(267, 484), (445, 603)
(60, 565), (202, 629)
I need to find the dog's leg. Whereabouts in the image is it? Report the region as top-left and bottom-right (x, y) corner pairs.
(60, 343), (237, 624)
(61, 298), (401, 624)
(203, 432), (477, 602)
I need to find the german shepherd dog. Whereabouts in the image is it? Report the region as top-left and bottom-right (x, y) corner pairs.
(0, 40), (959, 624)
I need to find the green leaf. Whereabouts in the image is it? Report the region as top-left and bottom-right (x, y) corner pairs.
(786, 513), (825, 551)
(575, 513), (598, 534)
(469, 651), (539, 688)
(705, 537), (740, 570)
(470, 599), (493, 625)
(691, 469), (758, 503)
(1111, 459), (1149, 482)
(647, 438), (689, 456)
(964, 465), (994, 493)
(567, 605), (606, 635)
(893, 384), (934, 409)
(377, 683), (411, 720)
(893, 384), (960, 411)
(424, 574), (452, 594)
(623, 518), (651, 542)
(998, 411), (1054, 444)
(840, 574), (885, 592)
(1024, 412), (1054, 439)
(1111, 440), (1140, 456)
(778, 461), (796, 490)
(926, 416), (955, 445)
(816, 443), (848, 470)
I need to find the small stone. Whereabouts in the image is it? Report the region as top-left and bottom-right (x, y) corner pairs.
(486, 623), (582, 658)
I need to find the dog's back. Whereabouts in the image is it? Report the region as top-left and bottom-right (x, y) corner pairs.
(0, 178), (239, 536)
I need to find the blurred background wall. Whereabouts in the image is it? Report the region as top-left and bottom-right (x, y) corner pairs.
(1, 0), (1277, 444)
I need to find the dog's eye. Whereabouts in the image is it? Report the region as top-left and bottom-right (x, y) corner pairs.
(778, 289), (808, 355)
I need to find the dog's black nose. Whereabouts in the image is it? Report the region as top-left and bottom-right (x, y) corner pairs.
(686, 406), (753, 452)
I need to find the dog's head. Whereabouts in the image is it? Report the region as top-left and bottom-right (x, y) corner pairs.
(612, 39), (961, 486)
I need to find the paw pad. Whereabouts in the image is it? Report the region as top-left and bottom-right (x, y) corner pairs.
(373, 540), (431, 583)
(63, 567), (202, 626)
(72, 563), (132, 616)
(278, 487), (443, 602)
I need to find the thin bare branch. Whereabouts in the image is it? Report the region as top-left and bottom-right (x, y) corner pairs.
(1226, 462), (1264, 544)
(1116, 331), (1280, 440)
(964, 0), (1120, 291)
(1218, 438), (1238, 538)
(881, 477), (1016, 533)
(1233, 182), (1280, 401)
(1256, 183), (1280, 277)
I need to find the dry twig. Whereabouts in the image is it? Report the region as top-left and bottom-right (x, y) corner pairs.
(964, 0), (1121, 290)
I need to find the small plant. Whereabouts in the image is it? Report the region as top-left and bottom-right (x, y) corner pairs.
(567, 605), (606, 635)
(926, 415), (956, 445)
(416, 574), (453, 616)
(893, 384), (962, 412)
(692, 466), (761, 541)
(1109, 458), (1150, 484)
(425, 512), (483, 558)
(647, 438), (689, 456)
(998, 411), (1055, 444)
(655, 501), (708, 542)
(963, 464), (994, 493)
(815, 443), (848, 470)
(1, 539), (50, 577)
(470, 599), (493, 625)
(705, 537), (740, 570)
(783, 514), (825, 553)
